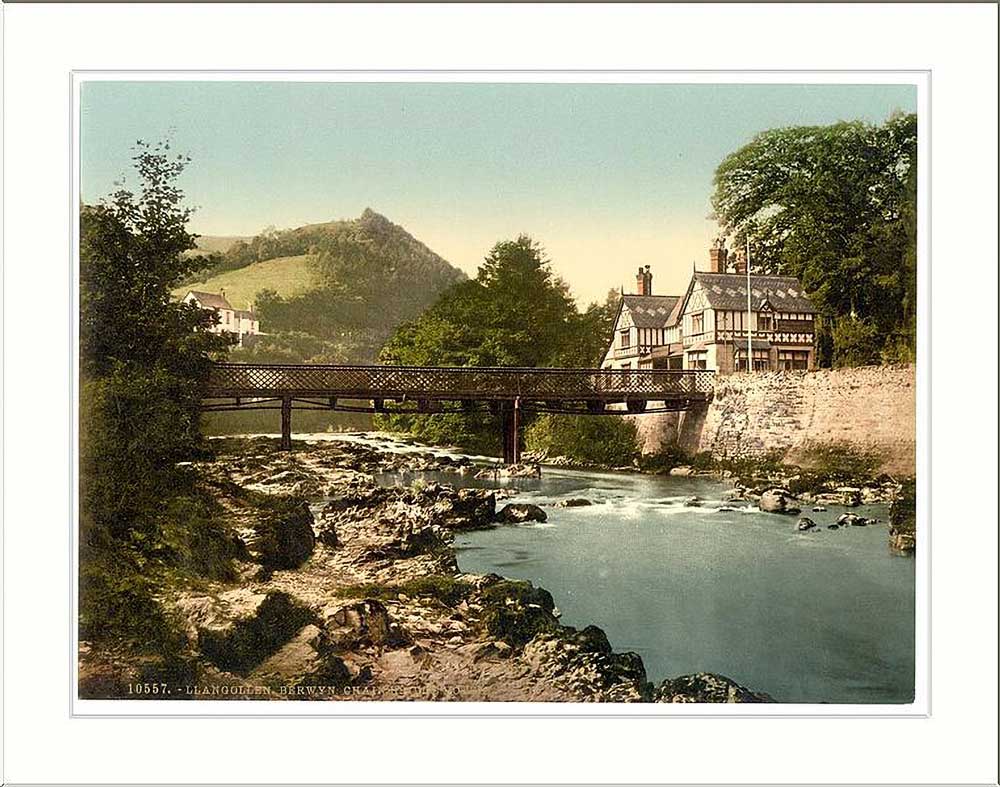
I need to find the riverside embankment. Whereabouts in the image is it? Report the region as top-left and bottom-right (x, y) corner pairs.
(79, 433), (777, 703)
(633, 364), (917, 477)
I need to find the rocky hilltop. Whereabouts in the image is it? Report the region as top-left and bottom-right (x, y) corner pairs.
(79, 436), (770, 704)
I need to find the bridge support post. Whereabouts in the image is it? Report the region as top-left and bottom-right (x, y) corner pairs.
(280, 395), (292, 451)
(501, 398), (521, 465)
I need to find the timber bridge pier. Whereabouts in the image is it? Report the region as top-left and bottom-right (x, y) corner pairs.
(204, 363), (714, 462)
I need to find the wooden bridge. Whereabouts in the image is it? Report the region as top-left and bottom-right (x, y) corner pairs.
(203, 363), (714, 462)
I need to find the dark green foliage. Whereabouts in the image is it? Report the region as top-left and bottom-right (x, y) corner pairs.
(220, 210), (466, 363)
(198, 592), (316, 675)
(638, 445), (689, 473)
(480, 579), (556, 614)
(378, 237), (620, 456)
(889, 479), (916, 534)
(791, 441), (885, 483)
(712, 113), (917, 366)
(79, 141), (234, 650)
(479, 579), (558, 649)
(525, 414), (639, 467)
(338, 575), (476, 608)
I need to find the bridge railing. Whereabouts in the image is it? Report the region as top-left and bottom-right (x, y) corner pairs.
(206, 363), (714, 400)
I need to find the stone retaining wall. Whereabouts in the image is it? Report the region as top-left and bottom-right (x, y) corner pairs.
(632, 364), (917, 476)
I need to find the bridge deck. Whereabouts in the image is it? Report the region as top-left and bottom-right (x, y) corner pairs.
(205, 363), (714, 403)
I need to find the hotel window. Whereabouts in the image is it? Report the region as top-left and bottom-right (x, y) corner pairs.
(690, 312), (704, 334)
(758, 312), (773, 331)
(736, 349), (770, 372)
(778, 350), (810, 371)
(687, 350), (708, 370)
(619, 329), (631, 349)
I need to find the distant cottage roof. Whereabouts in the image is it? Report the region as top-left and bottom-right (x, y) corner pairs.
(187, 291), (233, 310)
(691, 272), (816, 313)
(622, 294), (680, 328)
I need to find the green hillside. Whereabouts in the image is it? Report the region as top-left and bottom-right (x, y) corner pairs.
(177, 209), (466, 363)
(184, 234), (252, 258)
(172, 254), (317, 308)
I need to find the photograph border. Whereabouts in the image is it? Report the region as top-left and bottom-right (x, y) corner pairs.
(68, 68), (932, 720)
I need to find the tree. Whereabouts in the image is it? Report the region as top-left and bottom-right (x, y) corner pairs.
(711, 113), (917, 365)
(79, 140), (231, 647)
(377, 236), (626, 454)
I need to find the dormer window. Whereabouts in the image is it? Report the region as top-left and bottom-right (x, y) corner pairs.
(690, 312), (704, 334)
(619, 329), (631, 349)
(758, 312), (773, 331)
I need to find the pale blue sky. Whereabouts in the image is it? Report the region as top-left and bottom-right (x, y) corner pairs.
(81, 81), (916, 303)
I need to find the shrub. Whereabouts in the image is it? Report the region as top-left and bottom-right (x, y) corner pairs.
(524, 414), (639, 467)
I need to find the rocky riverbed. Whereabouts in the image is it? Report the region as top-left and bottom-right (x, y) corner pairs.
(78, 434), (772, 703)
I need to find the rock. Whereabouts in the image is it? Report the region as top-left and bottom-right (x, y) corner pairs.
(244, 498), (316, 569)
(837, 513), (875, 527)
(434, 488), (496, 530)
(555, 498), (593, 508)
(811, 506), (827, 512)
(566, 624), (612, 654)
(795, 517), (816, 531)
(836, 487), (863, 507)
(322, 599), (396, 649)
(669, 466), (694, 476)
(498, 463), (541, 479)
(758, 488), (799, 515)
(827, 523), (840, 530)
(198, 592), (316, 676)
(495, 503), (547, 524)
(683, 496), (701, 507)
(654, 672), (773, 703)
(316, 519), (339, 548)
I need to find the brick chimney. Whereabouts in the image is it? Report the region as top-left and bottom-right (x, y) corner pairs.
(709, 238), (728, 273)
(635, 265), (652, 296)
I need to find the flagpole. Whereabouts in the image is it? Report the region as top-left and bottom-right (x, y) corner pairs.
(746, 235), (753, 373)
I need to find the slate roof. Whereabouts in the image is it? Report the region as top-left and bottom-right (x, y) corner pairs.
(692, 272), (816, 313)
(622, 294), (680, 328)
(187, 291), (233, 311)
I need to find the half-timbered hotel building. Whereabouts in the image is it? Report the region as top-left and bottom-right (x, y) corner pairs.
(601, 243), (817, 374)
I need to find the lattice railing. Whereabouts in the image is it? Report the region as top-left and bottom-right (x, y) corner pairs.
(206, 363), (714, 400)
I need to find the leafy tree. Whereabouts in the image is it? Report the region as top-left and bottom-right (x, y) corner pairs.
(377, 237), (631, 455)
(711, 112), (917, 366)
(79, 141), (231, 648)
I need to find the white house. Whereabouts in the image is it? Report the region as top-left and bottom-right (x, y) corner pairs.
(183, 289), (261, 346)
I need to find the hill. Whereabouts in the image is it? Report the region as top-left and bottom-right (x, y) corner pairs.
(193, 234), (252, 255)
(180, 209), (466, 364)
(172, 254), (317, 308)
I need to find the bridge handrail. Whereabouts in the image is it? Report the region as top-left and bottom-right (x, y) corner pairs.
(205, 363), (715, 398)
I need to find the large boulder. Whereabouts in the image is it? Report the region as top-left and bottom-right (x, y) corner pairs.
(758, 489), (800, 515)
(654, 672), (774, 703)
(555, 498), (593, 508)
(496, 503), (547, 524)
(322, 599), (399, 650)
(245, 497), (316, 569)
(795, 517), (817, 532)
(198, 591), (316, 676)
(434, 488), (496, 530)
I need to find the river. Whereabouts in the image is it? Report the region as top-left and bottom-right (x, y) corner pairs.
(311, 432), (915, 704)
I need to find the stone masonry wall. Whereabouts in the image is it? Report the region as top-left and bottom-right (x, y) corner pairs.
(632, 365), (916, 476)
